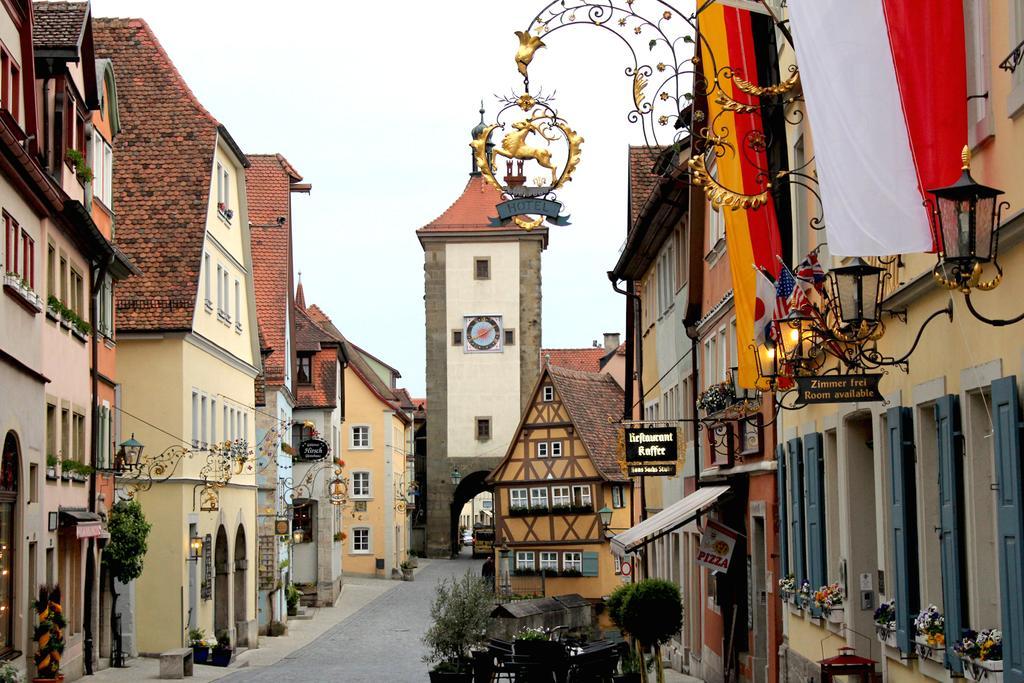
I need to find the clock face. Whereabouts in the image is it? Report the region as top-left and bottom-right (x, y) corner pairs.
(465, 315), (502, 352)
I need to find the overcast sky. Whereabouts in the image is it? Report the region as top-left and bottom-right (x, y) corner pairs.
(92, 1), (658, 395)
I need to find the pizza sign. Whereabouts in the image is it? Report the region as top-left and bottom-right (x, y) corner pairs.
(696, 520), (738, 572)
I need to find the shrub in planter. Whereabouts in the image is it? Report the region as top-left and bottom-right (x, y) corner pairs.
(0, 661), (21, 683)
(620, 579), (682, 683)
(33, 585), (65, 682)
(400, 560), (414, 581)
(210, 630), (232, 667)
(286, 583), (301, 616)
(422, 571), (491, 681)
(267, 621), (287, 637)
(188, 627), (210, 664)
(606, 582), (636, 634)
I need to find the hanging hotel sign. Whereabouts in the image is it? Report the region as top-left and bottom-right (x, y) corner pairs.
(624, 427), (678, 463)
(696, 520), (739, 572)
(299, 438), (330, 461)
(794, 374), (884, 405)
(472, 90), (582, 231)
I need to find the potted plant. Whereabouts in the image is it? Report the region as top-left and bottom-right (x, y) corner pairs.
(812, 582), (844, 622)
(777, 575), (796, 603)
(188, 628), (210, 664)
(914, 605), (945, 660)
(45, 455), (58, 480)
(513, 626), (566, 664)
(286, 583), (300, 617)
(954, 628), (1003, 681)
(0, 662), (21, 682)
(64, 149), (93, 184)
(33, 585), (65, 683)
(400, 559), (414, 581)
(422, 571), (491, 682)
(619, 579), (683, 683)
(210, 630), (232, 667)
(874, 600), (897, 646)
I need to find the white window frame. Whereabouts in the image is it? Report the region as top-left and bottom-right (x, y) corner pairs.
(542, 386), (554, 402)
(536, 442), (548, 458)
(234, 279), (241, 330)
(351, 527), (370, 554)
(539, 551), (558, 572)
(515, 551), (535, 571)
(529, 487), (548, 510)
(350, 425), (371, 449)
(571, 484), (592, 508)
(550, 441), (562, 458)
(510, 488), (528, 510)
(351, 471), (371, 499)
(552, 486), (570, 507)
(612, 485), (624, 509)
(563, 551), (583, 573)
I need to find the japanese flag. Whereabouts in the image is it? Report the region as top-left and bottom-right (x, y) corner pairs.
(753, 268), (775, 346)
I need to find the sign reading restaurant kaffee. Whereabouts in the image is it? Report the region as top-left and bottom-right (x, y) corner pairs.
(624, 427), (678, 463)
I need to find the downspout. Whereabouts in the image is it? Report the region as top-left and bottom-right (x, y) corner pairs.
(41, 77), (50, 168)
(684, 321), (700, 496)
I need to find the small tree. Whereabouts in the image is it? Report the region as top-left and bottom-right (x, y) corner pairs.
(605, 582), (636, 634)
(422, 571), (493, 673)
(34, 585), (65, 680)
(102, 501), (152, 658)
(621, 579), (683, 683)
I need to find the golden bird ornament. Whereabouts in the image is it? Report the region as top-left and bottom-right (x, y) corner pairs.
(515, 30), (545, 79)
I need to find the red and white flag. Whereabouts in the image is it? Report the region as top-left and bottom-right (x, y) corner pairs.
(787, 1), (967, 257)
(753, 267), (775, 346)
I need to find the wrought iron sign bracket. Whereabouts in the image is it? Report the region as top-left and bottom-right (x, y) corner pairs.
(964, 292), (1024, 327)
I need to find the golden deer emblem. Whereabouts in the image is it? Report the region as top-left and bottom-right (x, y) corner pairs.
(491, 116), (559, 185)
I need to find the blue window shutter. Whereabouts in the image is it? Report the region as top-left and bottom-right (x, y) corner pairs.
(992, 376), (1024, 683)
(777, 443), (789, 579)
(582, 551), (599, 576)
(936, 394), (966, 674)
(803, 433), (826, 589)
(788, 438), (806, 588)
(887, 405), (920, 656)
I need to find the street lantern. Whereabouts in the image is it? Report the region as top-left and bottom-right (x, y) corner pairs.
(115, 434), (145, 473)
(773, 310), (816, 367)
(929, 146), (1005, 291)
(450, 467), (462, 487)
(188, 535), (203, 561)
(730, 365), (756, 402)
(753, 342), (779, 382)
(829, 258), (883, 327)
(598, 506), (613, 529)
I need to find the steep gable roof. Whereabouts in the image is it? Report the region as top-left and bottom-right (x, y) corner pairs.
(292, 304), (338, 409)
(33, 1), (88, 51)
(247, 154), (297, 387)
(94, 18), (225, 331)
(548, 365), (627, 482)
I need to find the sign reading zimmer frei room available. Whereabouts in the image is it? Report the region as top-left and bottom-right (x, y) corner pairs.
(624, 426), (678, 477)
(696, 520), (739, 572)
(794, 373), (884, 405)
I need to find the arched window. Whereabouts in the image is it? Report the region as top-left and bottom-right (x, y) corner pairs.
(0, 432), (18, 652)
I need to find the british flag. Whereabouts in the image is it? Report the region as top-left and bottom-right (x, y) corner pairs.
(795, 251), (827, 293)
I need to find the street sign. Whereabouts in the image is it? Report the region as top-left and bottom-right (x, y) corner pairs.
(620, 560), (632, 577)
(624, 426), (678, 462)
(696, 520), (739, 572)
(299, 438), (330, 461)
(794, 374), (883, 405)
(627, 463), (676, 476)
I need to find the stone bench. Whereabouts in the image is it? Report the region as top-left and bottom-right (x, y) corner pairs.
(159, 647), (194, 679)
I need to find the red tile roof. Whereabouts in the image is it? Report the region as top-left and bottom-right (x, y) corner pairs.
(417, 174), (503, 234)
(94, 18), (221, 331)
(628, 146), (665, 228)
(247, 154), (297, 387)
(541, 348), (608, 374)
(293, 304), (339, 410)
(548, 366), (627, 482)
(33, 1), (88, 50)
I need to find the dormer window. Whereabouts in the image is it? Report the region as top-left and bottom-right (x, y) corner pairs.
(216, 162), (233, 220)
(297, 354), (312, 384)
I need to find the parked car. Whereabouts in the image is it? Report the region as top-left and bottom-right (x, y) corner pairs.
(462, 531), (473, 545)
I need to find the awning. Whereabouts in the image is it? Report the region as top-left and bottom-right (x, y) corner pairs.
(59, 509), (104, 539)
(611, 485), (730, 556)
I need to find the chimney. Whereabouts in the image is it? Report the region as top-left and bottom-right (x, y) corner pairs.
(603, 333), (621, 351)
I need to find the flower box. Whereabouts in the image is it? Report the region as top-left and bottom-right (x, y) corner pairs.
(875, 625), (897, 649)
(825, 606), (845, 624)
(210, 647), (232, 667)
(915, 635), (945, 663)
(192, 645), (209, 664)
(4, 273), (42, 313)
(961, 657), (1002, 682)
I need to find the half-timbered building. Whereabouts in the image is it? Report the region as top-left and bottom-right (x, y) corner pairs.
(488, 365), (632, 600)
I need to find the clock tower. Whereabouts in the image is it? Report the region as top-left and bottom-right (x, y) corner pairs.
(417, 108), (547, 557)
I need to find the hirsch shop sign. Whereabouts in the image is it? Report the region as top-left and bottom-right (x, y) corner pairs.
(624, 427), (678, 463)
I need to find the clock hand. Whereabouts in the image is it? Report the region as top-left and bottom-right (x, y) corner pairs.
(472, 327), (492, 340)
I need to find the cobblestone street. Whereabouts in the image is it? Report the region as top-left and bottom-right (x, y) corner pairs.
(221, 556), (474, 683)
